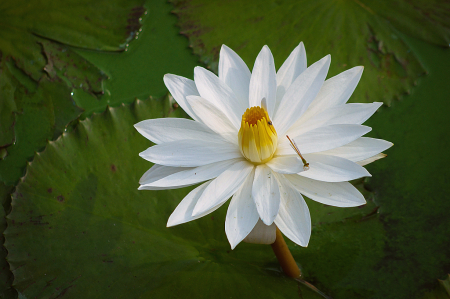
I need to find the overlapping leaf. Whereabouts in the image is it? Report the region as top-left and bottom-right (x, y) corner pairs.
(0, 0), (146, 186)
(4, 96), (380, 298)
(170, 0), (450, 107)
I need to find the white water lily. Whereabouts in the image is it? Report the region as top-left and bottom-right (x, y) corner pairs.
(135, 43), (392, 249)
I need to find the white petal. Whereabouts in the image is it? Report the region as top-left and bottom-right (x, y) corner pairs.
(139, 139), (241, 167)
(275, 42), (307, 115)
(139, 164), (189, 185)
(163, 74), (201, 122)
(299, 154), (371, 182)
(243, 219), (276, 245)
(140, 158), (243, 189)
(187, 96), (238, 144)
(285, 174), (366, 207)
(249, 45), (277, 117)
(219, 45), (251, 104)
(273, 55), (331, 136)
(318, 137), (393, 162)
(167, 181), (219, 227)
(277, 124), (372, 156)
(194, 67), (245, 128)
(287, 102), (382, 137)
(298, 66), (364, 123)
(252, 164), (281, 225)
(192, 161), (254, 217)
(134, 118), (222, 144)
(225, 169), (260, 249)
(266, 155), (305, 174)
(274, 175), (311, 247)
(356, 153), (387, 166)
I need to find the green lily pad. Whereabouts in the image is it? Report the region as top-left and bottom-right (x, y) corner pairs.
(169, 0), (450, 106)
(0, 0), (144, 81)
(0, 0), (145, 182)
(0, 59), (18, 148)
(40, 40), (107, 97)
(0, 78), (83, 186)
(0, 182), (15, 299)
(5, 96), (377, 298)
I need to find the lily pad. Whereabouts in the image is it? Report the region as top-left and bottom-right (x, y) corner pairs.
(170, 0), (450, 106)
(0, 0), (144, 81)
(0, 0), (145, 182)
(0, 182), (15, 299)
(5, 96), (377, 298)
(0, 59), (18, 148)
(0, 78), (83, 186)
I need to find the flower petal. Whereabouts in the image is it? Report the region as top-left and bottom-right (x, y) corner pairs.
(274, 175), (311, 247)
(163, 74), (201, 122)
(219, 45), (251, 104)
(298, 66), (364, 123)
(287, 102), (382, 137)
(187, 96), (238, 145)
(266, 155), (305, 174)
(194, 66), (245, 128)
(243, 219), (276, 245)
(252, 164), (281, 225)
(356, 153), (387, 166)
(225, 169), (260, 249)
(277, 124), (372, 155)
(317, 137), (393, 162)
(285, 174), (366, 207)
(249, 45), (277, 117)
(299, 154), (371, 182)
(273, 55), (331, 135)
(167, 181), (218, 227)
(139, 164), (191, 185)
(140, 158), (244, 189)
(275, 42), (307, 114)
(192, 161), (254, 217)
(134, 118), (222, 144)
(139, 139), (241, 167)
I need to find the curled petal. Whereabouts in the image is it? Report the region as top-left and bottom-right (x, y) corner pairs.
(225, 169), (261, 249)
(249, 45), (277, 117)
(219, 45), (251, 104)
(274, 174), (311, 247)
(192, 161), (254, 217)
(299, 154), (371, 182)
(252, 165), (281, 225)
(286, 174), (366, 207)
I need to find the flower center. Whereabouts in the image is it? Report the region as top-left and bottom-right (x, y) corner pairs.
(238, 106), (278, 164)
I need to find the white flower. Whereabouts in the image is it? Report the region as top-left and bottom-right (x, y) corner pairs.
(135, 43), (392, 249)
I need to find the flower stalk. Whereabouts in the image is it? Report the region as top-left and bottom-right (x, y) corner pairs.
(271, 227), (301, 278)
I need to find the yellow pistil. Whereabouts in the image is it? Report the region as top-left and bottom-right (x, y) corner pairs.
(238, 106), (277, 164)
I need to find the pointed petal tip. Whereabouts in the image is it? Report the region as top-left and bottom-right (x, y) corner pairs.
(191, 206), (203, 218)
(260, 216), (275, 226)
(228, 239), (239, 250)
(221, 44), (231, 52)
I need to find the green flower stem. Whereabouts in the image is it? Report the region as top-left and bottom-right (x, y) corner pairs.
(271, 227), (301, 278)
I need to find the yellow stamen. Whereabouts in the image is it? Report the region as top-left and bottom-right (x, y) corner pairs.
(238, 106), (277, 164)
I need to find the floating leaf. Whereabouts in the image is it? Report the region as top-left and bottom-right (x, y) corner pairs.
(0, 78), (83, 186)
(170, 0), (450, 106)
(0, 0), (145, 80)
(0, 0), (145, 185)
(0, 182), (15, 299)
(4, 96), (378, 298)
(40, 40), (107, 97)
(0, 59), (18, 148)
